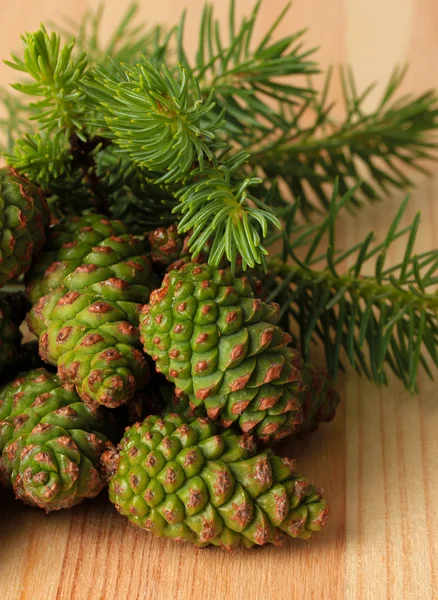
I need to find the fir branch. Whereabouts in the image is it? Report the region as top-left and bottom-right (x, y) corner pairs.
(3, 2), (438, 221)
(250, 67), (438, 216)
(174, 0), (319, 143)
(171, 1), (438, 211)
(4, 25), (88, 139)
(82, 60), (225, 182)
(266, 185), (438, 390)
(82, 60), (281, 268)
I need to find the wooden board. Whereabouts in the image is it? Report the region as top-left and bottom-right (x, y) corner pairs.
(0, 2), (437, 598)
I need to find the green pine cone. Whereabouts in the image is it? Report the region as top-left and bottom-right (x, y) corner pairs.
(147, 225), (212, 272)
(0, 167), (49, 287)
(0, 368), (114, 511)
(147, 225), (185, 270)
(104, 413), (329, 549)
(140, 263), (305, 442)
(158, 362), (340, 439)
(27, 213), (140, 303)
(27, 214), (156, 408)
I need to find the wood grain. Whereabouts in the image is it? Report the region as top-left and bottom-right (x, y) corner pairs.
(0, 1), (437, 599)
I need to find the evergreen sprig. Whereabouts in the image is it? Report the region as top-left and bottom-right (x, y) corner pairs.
(82, 60), (225, 182)
(265, 185), (438, 390)
(1, 26), (91, 190)
(8, 131), (72, 185)
(174, 0), (318, 143)
(175, 154), (280, 270)
(0, 26), (178, 223)
(82, 60), (281, 268)
(10, 1), (436, 219)
(251, 67), (438, 216)
(4, 2), (438, 213)
(4, 25), (88, 137)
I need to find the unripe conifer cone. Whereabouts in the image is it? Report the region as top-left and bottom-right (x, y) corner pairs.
(27, 214), (156, 408)
(103, 413), (329, 549)
(161, 362), (340, 438)
(0, 369), (114, 511)
(140, 263), (306, 442)
(0, 167), (49, 287)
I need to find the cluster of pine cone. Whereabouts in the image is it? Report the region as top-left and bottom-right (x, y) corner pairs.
(0, 168), (339, 550)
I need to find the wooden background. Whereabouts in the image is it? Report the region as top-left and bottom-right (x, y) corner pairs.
(0, 1), (437, 599)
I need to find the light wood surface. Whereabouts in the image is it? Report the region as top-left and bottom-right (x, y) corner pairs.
(0, 2), (437, 599)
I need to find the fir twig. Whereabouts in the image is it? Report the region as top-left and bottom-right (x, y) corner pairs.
(266, 184), (438, 390)
(82, 60), (225, 181)
(82, 60), (281, 269)
(4, 25), (88, 138)
(175, 0), (319, 144)
(252, 67), (438, 216)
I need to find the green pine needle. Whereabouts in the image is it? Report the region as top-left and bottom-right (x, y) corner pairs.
(4, 25), (88, 138)
(252, 67), (438, 216)
(266, 184), (438, 390)
(82, 60), (225, 182)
